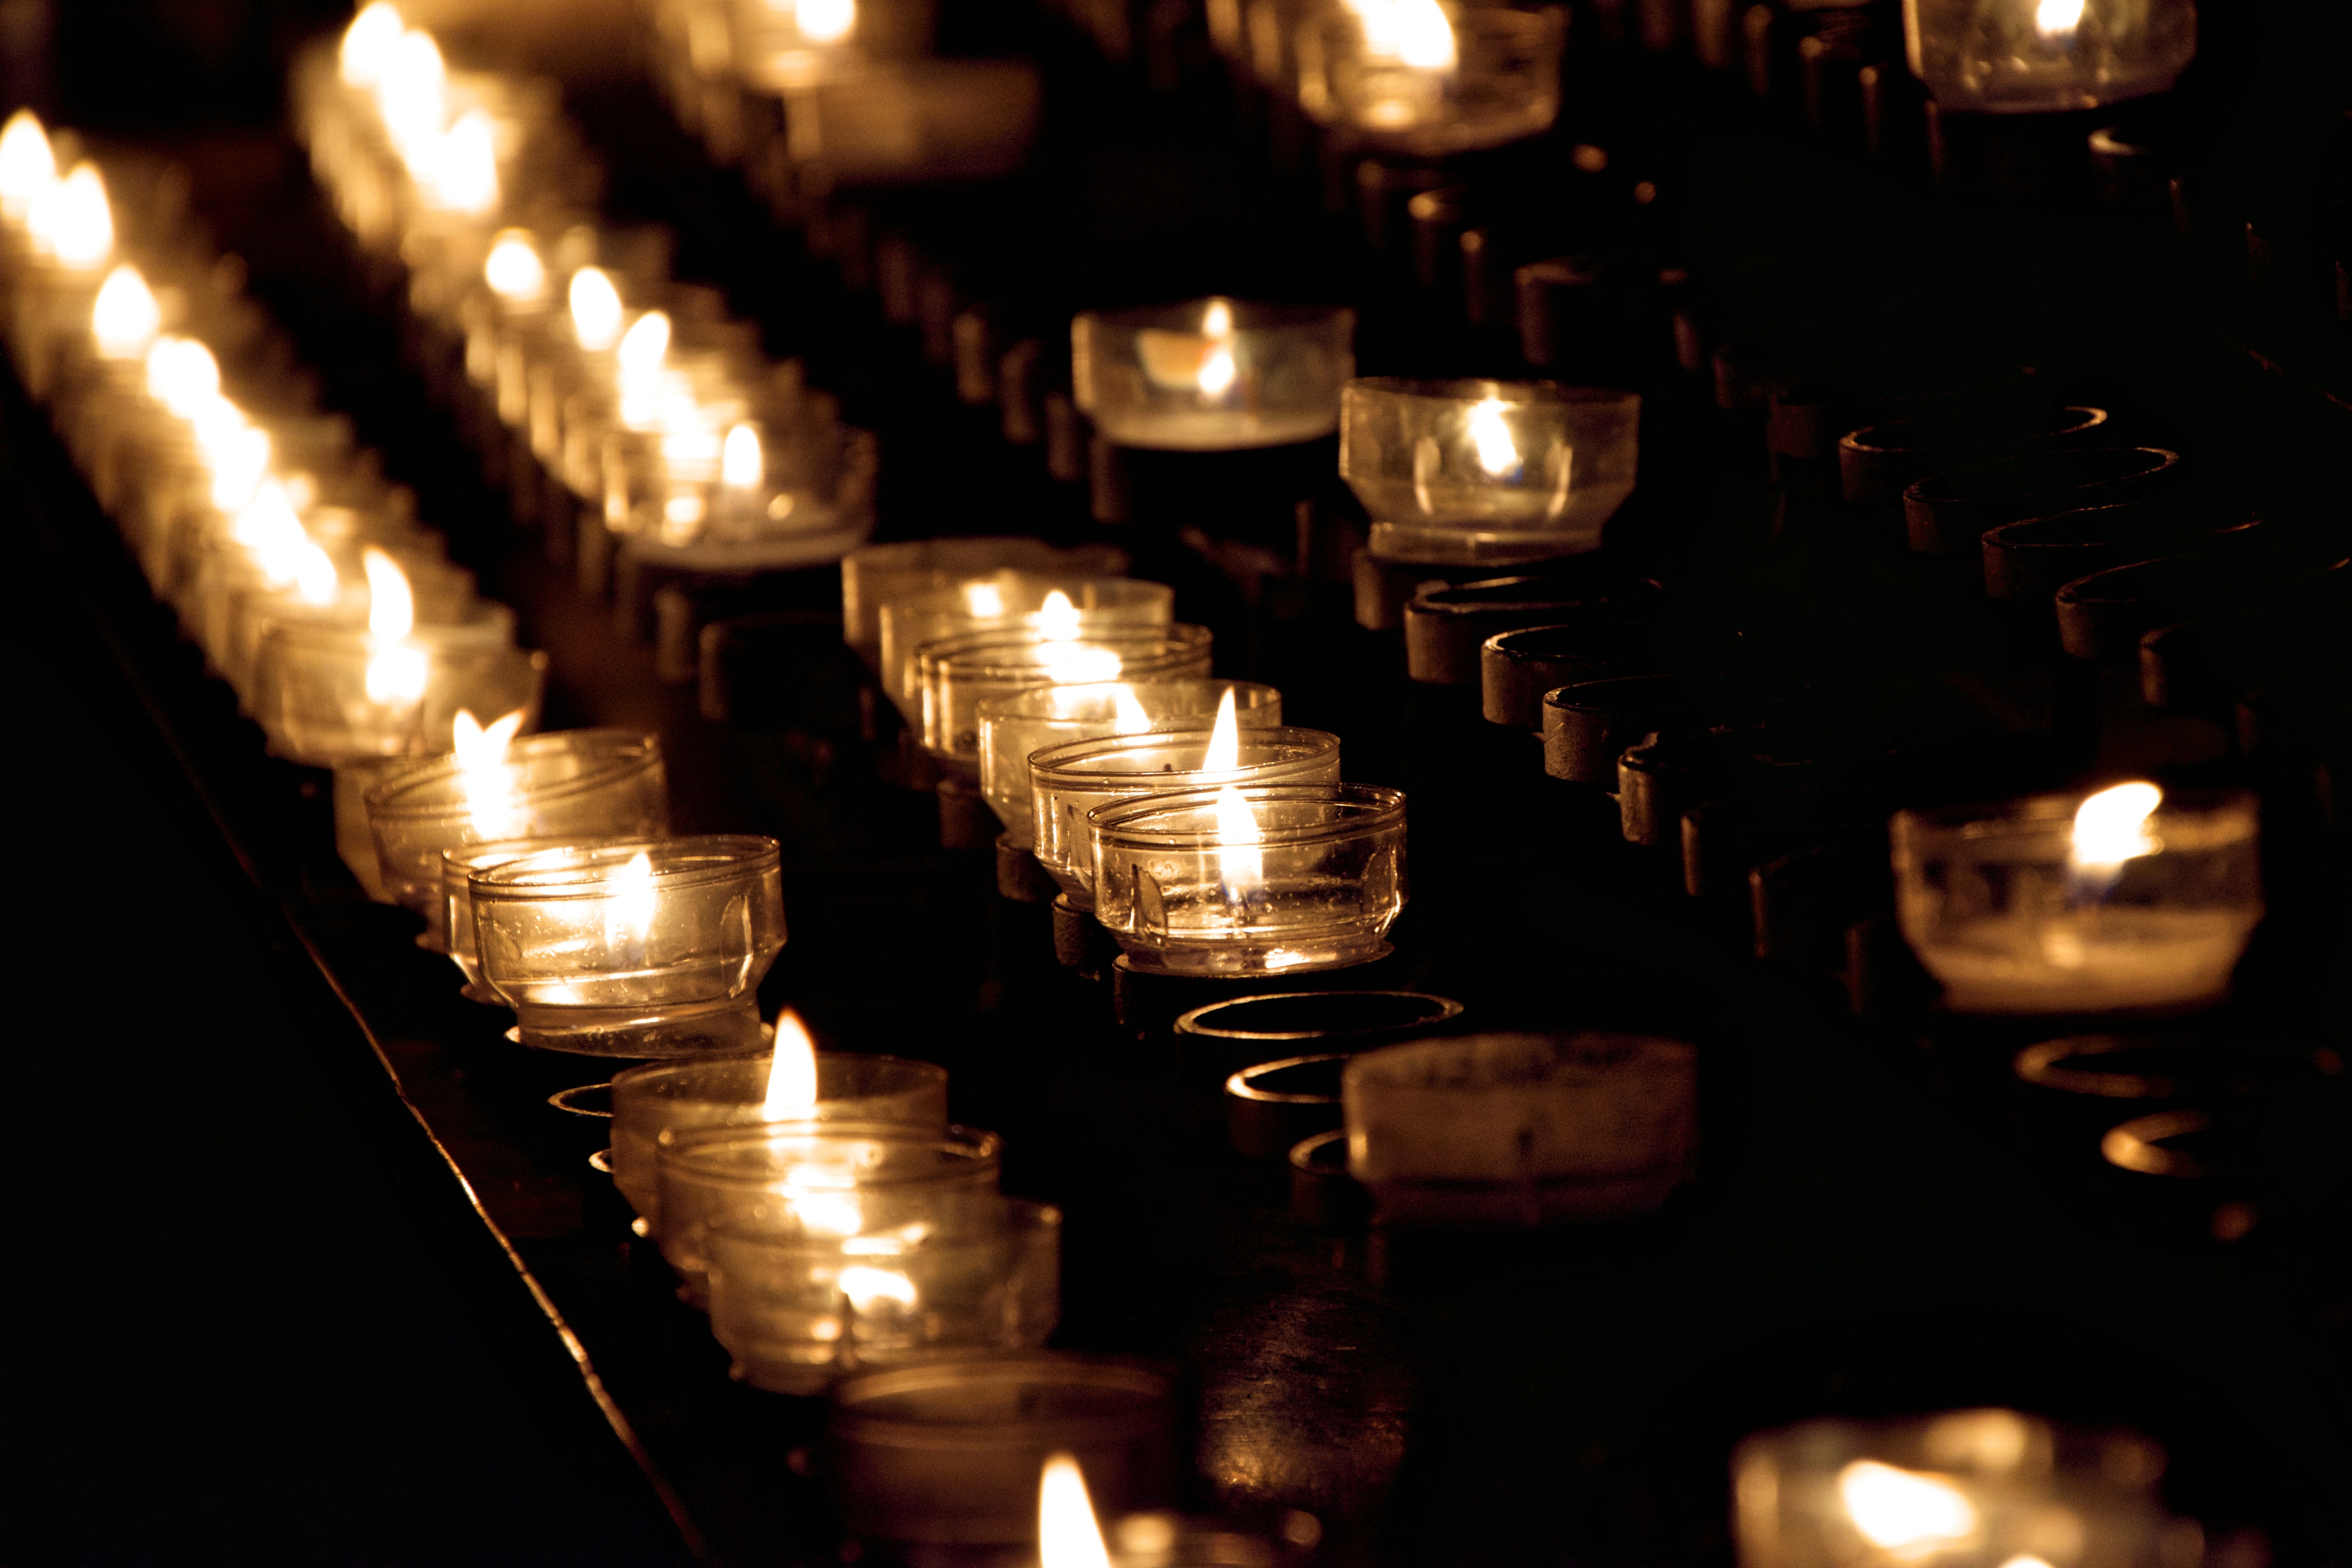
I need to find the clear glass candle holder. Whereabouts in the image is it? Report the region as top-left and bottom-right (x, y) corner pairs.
(706, 1197), (1060, 1395)
(1089, 783), (1405, 976)
(367, 729), (671, 926)
(1030, 725), (1342, 903)
(1892, 788), (2261, 1016)
(842, 536), (1130, 672)
(1904, 0), (2196, 113)
(1735, 1409), (2173, 1568)
(443, 836), (635, 999)
(1073, 298), (1355, 451)
(254, 624), (548, 768)
(922, 625), (1215, 759)
(1343, 1031), (1697, 1229)
(979, 679), (1283, 848)
(470, 835), (787, 1057)
(655, 1122), (1004, 1308)
(879, 574), (1175, 724)
(1341, 378), (1641, 566)
(1296, 4), (1566, 154)
(609, 1051), (950, 1226)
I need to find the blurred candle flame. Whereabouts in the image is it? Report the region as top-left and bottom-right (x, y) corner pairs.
(603, 849), (658, 953)
(362, 547), (429, 705)
(964, 579), (1006, 618)
(569, 266), (623, 351)
(92, 265), (160, 359)
(377, 28), (448, 165)
(211, 424), (272, 512)
(146, 335), (219, 415)
(484, 229), (546, 302)
(292, 542), (341, 606)
(452, 706), (526, 837)
(2070, 782), (2161, 872)
(1215, 785), (1265, 904)
(797, 0), (858, 44)
(2034, 0), (2084, 38)
(1198, 300), (1236, 396)
(1037, 588), (1080, 639)
(365, 546), (414, 638)
(763, 1009), (821, 1120)
(1837, 1461), (1977, 1550)
(1202, 686), (1240, 770)
(1467, 398), (1520, 477)
(618, 309), (671, 374)
(430, 110), (498, 215)
(838, 1263), (916, 1310)
(1352, 0), (1457, 68)
(1038, 1454), (1114, 1568)
(339, 1), (406, 88)
(722, 422), (763, 489)
(37, 163), (113, 270)
(0, 110), (56, 221)
(1113, 684), (1152, 734)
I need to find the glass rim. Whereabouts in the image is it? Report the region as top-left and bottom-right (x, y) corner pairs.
(882, 574), (1169, 617)
(1176, 989), (1464, 1041)
(440, 833), (636, 878)
(1344, 376), (1638, 410)
(611, 1049), (948, 1093)
(978, 677), (1278, 723)
(470, 833), (779, 899)
(1089, 782), (1405, 848)
(259, 616), (533, 655)
(926, 624), (1214, 676)
(705, 1196), (1060, 1250)
(1892, 785), (2258, 839)
(366, 729), (661, 818)
(1075, 295), (1355, 333)
(656, 1121), (1005, 1183)
(1837, 404), (2109, 457)
(1030, 725), (1341, 784)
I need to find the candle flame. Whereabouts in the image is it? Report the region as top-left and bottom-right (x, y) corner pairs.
(0, 110), (55, 221)
(363, 547), (428, 705)
(232, 481), (306, 566)
(484, 229), (545, 302)
(1037, 588), (1080, 639)
(2034, 0), (2084, 37)
(2070, 781), (2161, 872)
(429, 109), (498, 216)
(762, 1008), (820, 1120)
(292, 543), (341, 606)
(210, 424), (272, 512)
(1356, 0), (1457, 67)
(618, 309), (671, 374)
(377, 28), (448, 163)
(1198, 344), (1237, 396)
(569, 266), (623, 351)
(838, 1263), (917, 1310)
(1202, 300), (1233, 338)
(146, 336), (219, 414)
(1202, 686), (1240, 770)
(452, 706), (526, 836)
(722, 422), (763, 489)
(92, 265), (160, 359)
(1838, 1461), (1977, 1549)
(603, 849), (658, 953)
(1113, 684), (1152, 734)
(1467, 398), (1520, 477)
(964, 579), (1006, 618)
(451, 705), (524, 766)
(339, 1), (406, 88)
(797, 0), (858, 43)
(1038, 1455), (1114, 1568)
(364, 546), (414, 638)
(1215, 785), (1264, 904)
(35, 163), (113, 270)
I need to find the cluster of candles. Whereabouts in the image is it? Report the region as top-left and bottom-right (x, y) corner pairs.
(296, 3), (879, 599)
(0, 110), (543, 766)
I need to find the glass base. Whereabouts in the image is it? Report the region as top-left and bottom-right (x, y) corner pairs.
(509, 999), (766, 1058)
(1369, 520), (1605, 567)
(1363, 1162), (1685, 1229)
(1111, 933), (1392, 979)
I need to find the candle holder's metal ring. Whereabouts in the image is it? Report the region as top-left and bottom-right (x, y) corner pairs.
(2100, 1109), (2211, 1178)
(2013, 1037), (2180, 1100)
(548, 1083), (615, 1118)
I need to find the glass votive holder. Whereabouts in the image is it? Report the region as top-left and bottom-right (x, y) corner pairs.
(608, 1050), (949, 1226)
(841, 536), (1130, 672)
(442, 835), (633, 999)
(1904, 0), (2196, 114)
(334, 752), (444, 900)
(979, 679), (1283, 847)
(1089, 783), (1405, 976)
(1340, 378), (1642, 566)
(922, 625), (1216, 759)
(1030, 725), (1342, 903)
(879, 573), (1175, 723)
(1734, 1409), (2173, 1568)
(367, 728), (671, 926)
(470, 834), (788, 1057)
(1891, 786), (2261, 1016)
(254, 624), (548, 768)
(1073, 297), (1355, 452)
(705, 1197), (1060, 1395)
(1296, 4), (1566, 155)
(654, 1122), (1004, 1308)
(1344, 1031), (1698, 1228)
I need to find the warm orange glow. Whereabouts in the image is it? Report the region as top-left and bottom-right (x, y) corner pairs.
(362, 547), (428, 704)
(1837, 1461), (1977, 1551)
(292, 542), (340, 606)
(35, 163), (114, 270)
(1201, 686), (1240, 771)
(453, 706), (527, 836)
(209, 424), (272, 512)
(964, 579), (1006, 618)
(722, 422), (763, 489)
(762, 1009), (820, 1120)
(1467, 398), (1519, 476)
(0, 110), (56, 221)
(618, 309), (671, 374)
(451, 705), (525, 765)
(484, 229), (545, 302)
(91, 265), (160, 359)
(339, 2), (406, 89)
(376, 28), (448, 164)
(429, 110), (498, 215)
(1214, 785), (1264, 903)
(2071, 782), (2161, 872)
(1037, 1455), (1114, 1568)
(1036, 588), (1080, 639)
(569, 267), (623, 351)
(1112, 684), (1152, 734)
(145, 336), (219, 415)
(603, 850), (659, 952)
(796, 0), (857, 43)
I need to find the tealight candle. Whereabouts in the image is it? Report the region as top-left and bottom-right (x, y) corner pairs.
(653, 1122), (1004, 1307)
(1891, 783), (2261, 1016)
(1030, 710), (1342, 903)
(841, 536), (1131, 673)
(1734, 1409), (2173, 1568)
(440, 831), (624, 996)
(1073, 297), (1354, 451)
(1340, 378), (1643, 566)
(255, 622), (546, 768)
(470, 834), (788, 1056)
(705, 1197), (1060, 1393)
(1904, 0), (2196, 113)
(367, 728), (671, 923)
(1295, 0), (1565, 154)
(608, 1013), (949, 1224)
(978, 679), (1283, 848)
(1343, 1031), (1698, 1227)
(337, 705), (531, 901)
(877, 574), (1175, 723)
(922, 624), (1217, 759)
(1089, 783), (1405, 976)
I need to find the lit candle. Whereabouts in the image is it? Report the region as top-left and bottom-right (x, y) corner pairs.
(1892, 783), (2262, 1015)
(921, 623), (1215, 760)
(1072, 297), (1355, 452)
(840, 536), (1132, 674)
(1295, 0), (1564, 153)
(1903, 0), (2197, 113)
(877, 574), (1175, 724)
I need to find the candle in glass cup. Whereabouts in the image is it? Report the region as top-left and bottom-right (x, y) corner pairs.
(1904, 0), (2196, 113)
(841, 536), (1131, 674)
(922, 623), (1215, 760)
(1891, 783), (2261, 1016)
(877, 574), (1175, 723)
(469, 834), (787, 1057)
(979, 679), (1283, 848)
(1295, 0), (1564, 154)
(1089, 782), (1405, 976)
(1074, 297), (1354, 451)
